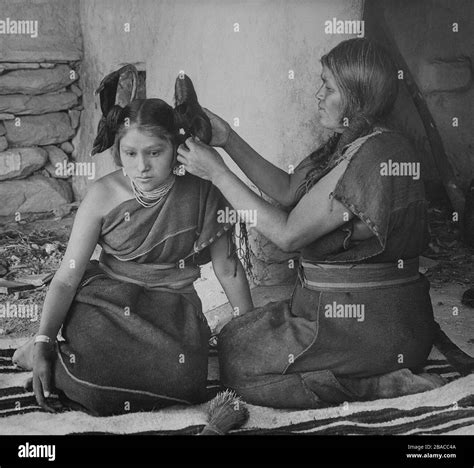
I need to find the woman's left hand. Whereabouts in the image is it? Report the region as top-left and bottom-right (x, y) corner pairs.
(177, 137), (228, 181)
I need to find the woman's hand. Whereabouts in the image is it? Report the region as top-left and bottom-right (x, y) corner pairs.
(203, 108), (232, 148)
(33, 343), (57, 413)
(177, 137), (229, 182)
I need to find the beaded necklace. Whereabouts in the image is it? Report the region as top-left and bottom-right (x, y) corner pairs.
(130, 175), (176, 208)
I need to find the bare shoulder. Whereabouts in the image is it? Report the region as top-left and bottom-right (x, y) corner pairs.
(96, 169), (128, 193)
(79, 170), (131, 218)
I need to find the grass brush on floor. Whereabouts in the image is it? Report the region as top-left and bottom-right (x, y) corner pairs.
(199, 389), (249, 435)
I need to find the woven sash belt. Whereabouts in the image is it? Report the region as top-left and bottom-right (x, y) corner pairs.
(99, 251), (200, 291)
(299, 257), (420, 290)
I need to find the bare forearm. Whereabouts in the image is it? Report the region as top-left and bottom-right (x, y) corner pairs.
(224, 130), (293, 205)
(213, 169), (291, 250)
(38, 279), (78, 339)
(216, 260), (253, 317)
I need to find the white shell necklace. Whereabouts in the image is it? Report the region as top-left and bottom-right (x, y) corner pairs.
(130, 174), (176, 208)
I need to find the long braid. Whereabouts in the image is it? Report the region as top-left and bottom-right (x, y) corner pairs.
(295, 133), (340, 201)
(296, 114), (375, 199)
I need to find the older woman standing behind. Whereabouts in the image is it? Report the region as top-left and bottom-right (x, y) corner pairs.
(178, 38), (444, 408)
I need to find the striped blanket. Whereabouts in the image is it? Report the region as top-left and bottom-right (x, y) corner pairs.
(1, 338), (473, 435)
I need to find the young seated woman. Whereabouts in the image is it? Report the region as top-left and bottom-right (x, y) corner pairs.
(13, 98), (253, 416)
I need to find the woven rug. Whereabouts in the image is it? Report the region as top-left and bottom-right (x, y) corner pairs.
(1, 340), (473, 435)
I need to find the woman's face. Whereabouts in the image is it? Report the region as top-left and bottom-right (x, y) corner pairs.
(120, 127), (175, 190)
(316, 65), (345, 133)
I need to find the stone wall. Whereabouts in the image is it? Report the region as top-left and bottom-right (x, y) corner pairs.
(0, 0), (83, 217)
(0, 64), (82, 215)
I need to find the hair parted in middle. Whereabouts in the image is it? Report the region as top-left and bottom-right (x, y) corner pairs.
(110, 99), (181, 167)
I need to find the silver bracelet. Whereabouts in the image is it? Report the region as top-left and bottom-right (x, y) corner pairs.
(34, 335), (54, 345)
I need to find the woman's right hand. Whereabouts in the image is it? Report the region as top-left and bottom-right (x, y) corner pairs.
(32, 343), (57, 413)
(203, 108), (232, 148)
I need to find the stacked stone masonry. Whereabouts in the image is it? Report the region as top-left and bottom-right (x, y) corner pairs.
(0, 63), (80, 216)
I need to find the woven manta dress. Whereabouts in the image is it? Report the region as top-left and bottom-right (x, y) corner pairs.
(218, 127), (439, 409)
(53, 173), (232, 416)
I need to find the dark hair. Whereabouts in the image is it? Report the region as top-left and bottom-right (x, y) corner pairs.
(93, 98), (182, 166)
(111, 99), (181, 167)
(91, 69), (212, 162)
(323, 38), (398, 124)
(297, 38), (399, 199)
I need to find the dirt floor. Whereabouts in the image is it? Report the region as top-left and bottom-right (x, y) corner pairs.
(1, 201), (473, 355)
(0, 211), (74, 337)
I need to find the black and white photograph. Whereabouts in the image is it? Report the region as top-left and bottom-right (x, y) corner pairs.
(0, 0), (473, 465)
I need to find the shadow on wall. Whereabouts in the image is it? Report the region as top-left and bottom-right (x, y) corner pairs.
(364, 0), (473, 198)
